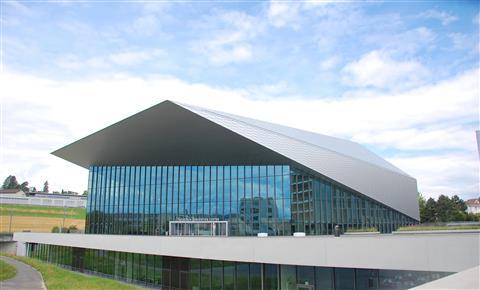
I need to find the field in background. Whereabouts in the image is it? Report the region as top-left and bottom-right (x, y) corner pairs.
(0, 204), (85, 233)
(0, 204), (85, 219)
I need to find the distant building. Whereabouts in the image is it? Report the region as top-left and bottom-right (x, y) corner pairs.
(0, 189), (26, 197)
(0, 191), (86, 208)
(466, 198), (480, 214)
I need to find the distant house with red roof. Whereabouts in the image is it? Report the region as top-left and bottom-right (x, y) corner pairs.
(466, 198), (480, 214)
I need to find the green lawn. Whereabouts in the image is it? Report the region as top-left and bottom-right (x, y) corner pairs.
(397, 225), (480, 231)
(0, 204), (86, 220)
(0, 259), (17, 281)
(345, 227), (378, 233)
(1, 254), (141, 290)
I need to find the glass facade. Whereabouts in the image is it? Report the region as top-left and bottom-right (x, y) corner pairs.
(26, 243), (451, 290)
(86, 165), (416, 236)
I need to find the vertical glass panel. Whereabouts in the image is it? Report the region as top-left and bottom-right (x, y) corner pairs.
(179, 166), (185, 216)
(335, 268), (355, 290)
(211, 166), (217, 217)
(297, 266), (315, 287)
(223, 261), (235, 290)
(211, 260), (222, 290)
(217, 166), (224, 219)
(198, 167), (204, 217)
(356, 269), (379, 290)
(200, 259), (210, 290)
(224, 166), (231, 216)
(191, 166), (198, 216)
(236, 262), (249, 290)
(189, 258), (201, 290)
(249, 263), (261, 290)
(204, 167), (211, 217)
(264, 264), (278, 290)
(280, 265), (296, 290)
(185, 166), (192, 216)
(315, 267), (333, 290)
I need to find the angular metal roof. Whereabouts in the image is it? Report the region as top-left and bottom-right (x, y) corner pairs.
(53, 100), (419, 219)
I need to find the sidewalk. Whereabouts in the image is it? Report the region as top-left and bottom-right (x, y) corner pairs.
(0, 256), (45, 290)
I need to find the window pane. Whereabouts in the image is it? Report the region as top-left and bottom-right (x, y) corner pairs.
(335, 268), (355, 290)
(356, 269), (379, 290)
(264, 264), (278, 290)
(280, 265), (296, 290)
(315, 267), (333, 290)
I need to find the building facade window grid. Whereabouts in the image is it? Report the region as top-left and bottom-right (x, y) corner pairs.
(86, 165), (416, 236)
(26, 243), (451, 290)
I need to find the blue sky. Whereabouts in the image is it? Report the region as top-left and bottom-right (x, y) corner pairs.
(1, 1), (479, 199)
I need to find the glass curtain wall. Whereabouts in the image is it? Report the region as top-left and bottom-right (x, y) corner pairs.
(86, 165), (416, 236)
(26, 243), (451, 290)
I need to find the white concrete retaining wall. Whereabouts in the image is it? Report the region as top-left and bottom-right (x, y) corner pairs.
(13, 231), (480, 273)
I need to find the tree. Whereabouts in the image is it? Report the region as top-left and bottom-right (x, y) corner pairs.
(43, 181), (49, 193)
(19, 181), (29, 193)
(436, 195), (452, 222)
(2, 175), (19, 189)
(450, 195), (467, 221)
(423, 198), (437, 223)
(82, 190), (88, 196)
(2, 175), (28, 192)
(418, 193), (427, 222)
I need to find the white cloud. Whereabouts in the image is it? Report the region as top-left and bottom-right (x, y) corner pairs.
(419, 9), (458, 26)
(108, 49), (165, 65)
(320, 55), (341, 70)
(342, 50), (429, 89)
(127, 2), (171, 37)
(193, 11), (264, 65)
(267, 1), (302, 29)
(1, 68), (478, 198)
(352, 127), (477, 152)
(131, 14), (158, 36)
(389, 154), (478, 200)
(365, 27), (436, 55)
(55, 49), (165, 69)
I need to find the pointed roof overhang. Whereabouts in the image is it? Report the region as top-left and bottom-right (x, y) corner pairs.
(52, 101), (294, 168)
(53, 100), (419, 220)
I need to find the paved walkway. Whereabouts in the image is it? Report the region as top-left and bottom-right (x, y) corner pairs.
(0, 256), (45, 290)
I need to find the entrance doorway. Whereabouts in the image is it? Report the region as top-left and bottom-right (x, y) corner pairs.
(169, 220), (229, 236)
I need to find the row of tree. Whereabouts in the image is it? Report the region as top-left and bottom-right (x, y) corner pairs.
(2, 175), (34, 192)
(419, 194), (479, 223)
(1, 175), (84, 195)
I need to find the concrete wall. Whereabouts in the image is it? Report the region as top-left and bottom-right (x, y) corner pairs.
(0, 242), (17, 254)
(14, 231), (480, 273)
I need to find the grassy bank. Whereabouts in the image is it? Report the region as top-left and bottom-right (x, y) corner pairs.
(1, 254), (140, 290)
(345, 227), (378, 233)
(0, 259), (17, 281)
(397, 225), (480, 231)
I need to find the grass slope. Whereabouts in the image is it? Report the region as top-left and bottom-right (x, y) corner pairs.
(2, 254), (141, 290)
(0, 259), (17, 281)
(397, 225), (480, 231)
(0, 204), (86, 219)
